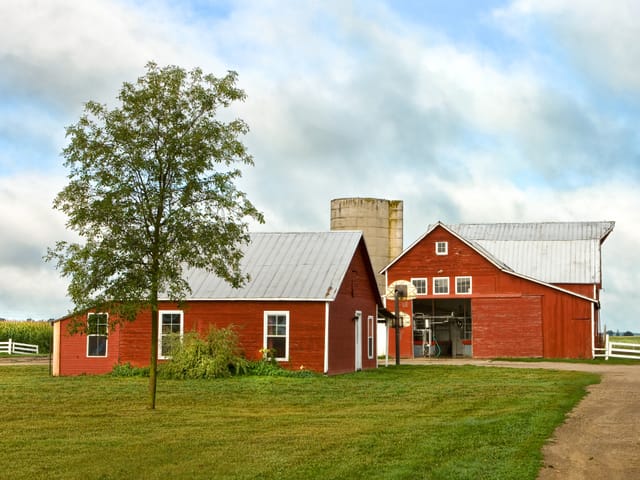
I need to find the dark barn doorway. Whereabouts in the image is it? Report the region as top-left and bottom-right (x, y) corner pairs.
(413, 299), (472, 358)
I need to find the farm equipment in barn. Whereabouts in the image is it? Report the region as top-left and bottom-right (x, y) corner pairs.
(413, 312), (472, 358)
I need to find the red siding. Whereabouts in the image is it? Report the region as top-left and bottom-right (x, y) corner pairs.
(473, 296), (543, 358)
(385, 225), (597, 359)
(57, 318), (122, 376)
(328, 239), (380, 374)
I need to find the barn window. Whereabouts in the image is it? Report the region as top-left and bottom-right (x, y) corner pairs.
(367, 315), (375, 359)
(86, 313), (108, 357)
(411, 278), (427, 295)
(159, 310), (184, 359)
(433, 277), (449, 295)
(264, 311), (289, 361)
(435, 241), (448, 255)
(456, 276), (472, 294)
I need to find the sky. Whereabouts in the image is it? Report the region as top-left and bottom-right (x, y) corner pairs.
(0, 0), (638, 333)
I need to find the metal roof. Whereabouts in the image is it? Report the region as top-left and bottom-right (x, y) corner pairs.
(447, 222), (614, 242)
(173, 231), (365, 301)
(447, 222), (614, 284)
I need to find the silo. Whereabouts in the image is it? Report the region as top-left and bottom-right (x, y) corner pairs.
(330, 198), (403, 297)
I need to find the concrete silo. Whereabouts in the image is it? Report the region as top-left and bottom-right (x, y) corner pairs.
(330, 198), (403, 297)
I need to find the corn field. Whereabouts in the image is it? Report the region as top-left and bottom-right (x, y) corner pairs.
(0, 321), (52, 354)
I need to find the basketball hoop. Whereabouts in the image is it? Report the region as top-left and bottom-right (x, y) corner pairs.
(385, 280), (417, 300)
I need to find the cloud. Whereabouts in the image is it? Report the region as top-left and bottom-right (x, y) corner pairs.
(495, 0), (640, 96)
(0, 0), (637, 332)
(0, 173), (73, 318)
(0, 0), (216, 114)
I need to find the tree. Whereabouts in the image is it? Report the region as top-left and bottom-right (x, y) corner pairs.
(47, 62), (263, 409)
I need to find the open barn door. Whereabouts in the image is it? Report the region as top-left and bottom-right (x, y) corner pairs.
(413, 299), (472, 358)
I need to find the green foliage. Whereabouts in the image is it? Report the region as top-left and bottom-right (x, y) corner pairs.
(0, 321), (52, 353)
(246, 359), (318, 377)
(160, 326), (248, 379)
(45, 61), (264, 407)
(111, 362), (150, 377)
(46, 61), (264, 320)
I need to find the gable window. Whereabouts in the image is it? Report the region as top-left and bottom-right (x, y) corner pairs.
(87, 313), (108, 357)
(436, 241), (448, 255)
(433, 277), (450, 295)
(367, 315), (375, 359)
(159, 310), (184, 359)
(264, 311), (289, 361)
(456, 276), (472, 294)
(411, 278), (427, 295)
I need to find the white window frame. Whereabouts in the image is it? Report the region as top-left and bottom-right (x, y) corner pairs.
(435, 241), (448, 255)
(367, 315), (375, 359)
(264, 311), (289, 361)
(456, 276), (472, 295)
(433, 277), (450, 295)
(158, 310), (184, 360)
(411, 278), (427, 295)
(86, 312), (108, 358)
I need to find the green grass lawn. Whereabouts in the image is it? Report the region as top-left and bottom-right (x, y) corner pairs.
(0, 365), (598, 480)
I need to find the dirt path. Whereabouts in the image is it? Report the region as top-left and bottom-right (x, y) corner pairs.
(527, 362), (640, 479)
(406, 358), (640, 479)
(0, 355), (49, 365)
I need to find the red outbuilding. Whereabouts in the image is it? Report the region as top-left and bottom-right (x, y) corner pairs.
(52, 231), (382, 376)
(381, 221), (614, 360)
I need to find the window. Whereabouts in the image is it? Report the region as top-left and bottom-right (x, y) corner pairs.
(87, 313), (108, 357)
(264, 311), (289, 361)
(367, 315), (375, 359)
(456, 276), (472, 294)
(159, 310), (183, 359)
(436, 241), (448, 255)
(433, 277), (449, 295)
(411, 278), (427, 295)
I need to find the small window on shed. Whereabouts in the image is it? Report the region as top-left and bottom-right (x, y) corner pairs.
(159, 310), (184, 359)
(87, 313), (108, 357)
(264, 311), (289, 361)
(367, 315), (375, 359)
(436, 241), (448, 255)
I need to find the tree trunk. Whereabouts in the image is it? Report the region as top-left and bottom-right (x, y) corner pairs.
(149, 297), (159, 409)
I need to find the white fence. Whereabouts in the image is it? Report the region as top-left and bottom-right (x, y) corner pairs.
(594, 335), (640, 360)
(0, 338), (39, 355)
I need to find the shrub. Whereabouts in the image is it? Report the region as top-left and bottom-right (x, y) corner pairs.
(111, 363), (149, 377)
(0, 321), (52, 353)
(159, 326), (248, 379)
(246, 356), (318, 378)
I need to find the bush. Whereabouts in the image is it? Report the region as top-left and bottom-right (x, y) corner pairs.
(111, 363), (149, 377)
(245, 360), (317, 377)
(159, 326), (248, 379)
(0, 321), (52, 353)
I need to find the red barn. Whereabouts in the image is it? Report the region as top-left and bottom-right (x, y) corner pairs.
(381, 221), (614, 360)
(52, 231), (382, 376)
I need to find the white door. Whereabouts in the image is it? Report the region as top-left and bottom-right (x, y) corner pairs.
(354, 311), (362, 370)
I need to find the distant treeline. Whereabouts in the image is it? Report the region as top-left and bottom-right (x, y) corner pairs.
(0, 321), (52, 354)
(606, 330), (637, 337)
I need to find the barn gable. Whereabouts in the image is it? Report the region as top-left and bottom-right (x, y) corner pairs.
(381, 221), (614, 360)
(383, 221), (614, 301)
